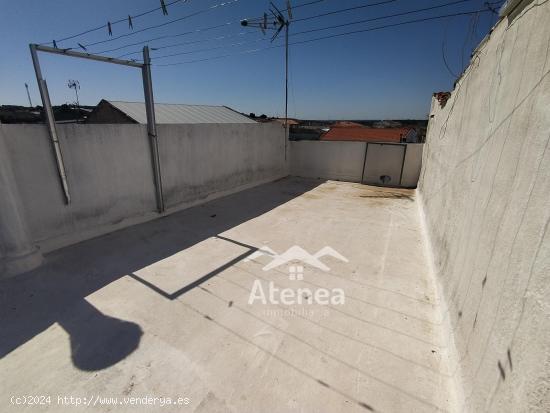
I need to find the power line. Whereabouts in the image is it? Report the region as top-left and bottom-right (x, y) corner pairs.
(442, 41), (459, 78)
(152, 37), (267, 60)
(115, 0), (447, 61)
(292, 0), (479, 36)
(286, 8), (497, 49)
(147, 0), (403, 58)
(80, 0), (242, 49)
(441, 13), (458, 78)
(82, 0), (496, 62)
(155, 8), (492, 66)
(94, 22), (235, 55)
(246, 0), (327, 22)
(149, 0), (486, 61)
(45, 0), (187, 45)
(293, 0), (399, 22)
(116, 31), (253, 58)
(142, 0), (418, 60)
(92, 0), (329, 56)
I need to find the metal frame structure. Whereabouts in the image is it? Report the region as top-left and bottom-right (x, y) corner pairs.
(29, 44), (165, 212)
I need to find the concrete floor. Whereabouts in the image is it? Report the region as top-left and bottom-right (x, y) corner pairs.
(0, 178), (455, 412)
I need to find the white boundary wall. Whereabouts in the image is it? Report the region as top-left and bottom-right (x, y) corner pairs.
(0, 123), (287, 267)
(418, 1), (550, 411)
(290, 140), (423, 188)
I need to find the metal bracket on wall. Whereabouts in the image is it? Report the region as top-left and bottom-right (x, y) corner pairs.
(28, 44), (165, 213)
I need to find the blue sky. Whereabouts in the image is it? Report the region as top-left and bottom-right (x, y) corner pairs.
(0, 0), (498, 119)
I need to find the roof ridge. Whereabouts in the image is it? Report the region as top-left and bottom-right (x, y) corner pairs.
(107, 100), (224, 108)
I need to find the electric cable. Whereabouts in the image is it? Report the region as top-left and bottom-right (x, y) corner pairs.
(44, 0), (187, 46)
(155, 8), (493, 67)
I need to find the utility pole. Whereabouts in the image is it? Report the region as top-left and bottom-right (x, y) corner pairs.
(24, 83), (33, 107)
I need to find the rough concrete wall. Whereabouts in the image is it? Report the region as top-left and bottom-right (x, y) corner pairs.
(418, 2), (550, 411)
(290, 141), (423, 187)
(0, 122), (287, 256)
(1, 124), (157, 253)
(0, 127), (43, 277)
(401, 144), (424, 188)
(158, 123), (286, 209)
(290, 141), (366, 182)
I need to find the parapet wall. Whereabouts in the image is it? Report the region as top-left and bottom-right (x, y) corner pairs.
(418, 1), (550, 411)
(290, 140), (423, 188)
(0, 122), (287, 275)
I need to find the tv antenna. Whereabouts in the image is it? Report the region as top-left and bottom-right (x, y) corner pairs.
(67, 79), (80, 108)
(241, 1), (293, 158)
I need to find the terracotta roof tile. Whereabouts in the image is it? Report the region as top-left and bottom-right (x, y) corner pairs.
(320, 127), (413, 143)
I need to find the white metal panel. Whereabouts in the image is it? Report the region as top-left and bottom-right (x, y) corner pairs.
(362, 143), (406, 186)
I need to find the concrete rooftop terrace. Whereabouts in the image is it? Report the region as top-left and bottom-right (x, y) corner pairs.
(0, 177), (455, 412)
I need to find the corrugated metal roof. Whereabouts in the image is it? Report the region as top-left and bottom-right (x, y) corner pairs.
(107, 101), (256, 124)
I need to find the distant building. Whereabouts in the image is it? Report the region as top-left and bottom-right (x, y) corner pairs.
(329, 121), (365, 128)
(270, 118), (300, 126)
(0, 104), (92, 124)
(86, 100), (256, 124)
(372, 120), (402, 128)
(320, 126), (417, 143)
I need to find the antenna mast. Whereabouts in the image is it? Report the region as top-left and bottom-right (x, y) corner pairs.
(24, 83), (33, 107)
(67, 79), (80, 109)
(241, 1), (293, 159)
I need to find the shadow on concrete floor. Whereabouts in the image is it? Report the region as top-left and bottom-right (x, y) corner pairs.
(0, 177), (322, 370)
(57, 300), (143, 371)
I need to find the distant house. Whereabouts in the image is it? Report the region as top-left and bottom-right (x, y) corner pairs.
(0, 104), (93, 124)
(270, 118), (300, 126)
(372, 120), (402, 128)
(329, 121), (365, 128)
(86, 100), (256, 124)
(320, 126), (417, 143)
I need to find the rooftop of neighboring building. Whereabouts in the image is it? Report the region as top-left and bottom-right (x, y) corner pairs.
(320, 127), (416, 143)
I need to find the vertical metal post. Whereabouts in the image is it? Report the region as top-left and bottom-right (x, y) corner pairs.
(284, 22), (289, 161)
(29, 44), (71, 204)
(142, 46), (165, 213)
(399, 144), (408, 186)
(360, 142), (369, 184)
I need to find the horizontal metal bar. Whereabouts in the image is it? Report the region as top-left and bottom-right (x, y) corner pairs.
(32, 44), (143, 68)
